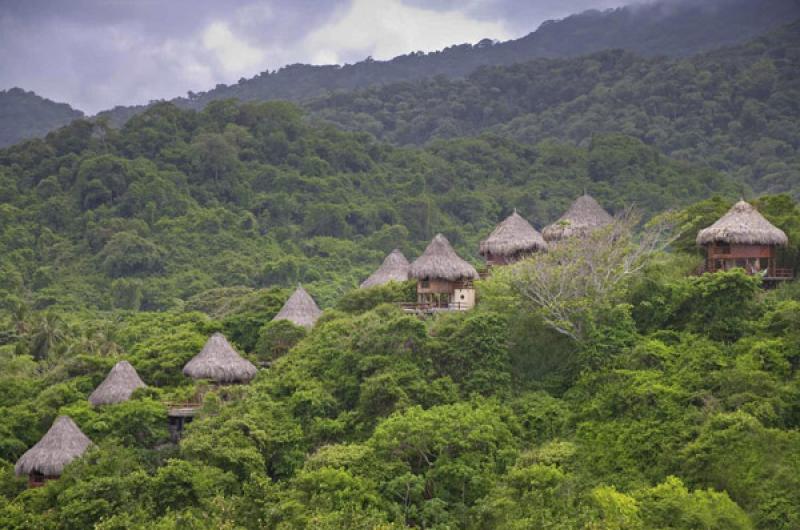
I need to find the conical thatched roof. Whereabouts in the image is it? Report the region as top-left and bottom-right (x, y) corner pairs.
(543, 194), (613, 242)
(88, 361), (146, 406)
(360, 249), (411, 288)
(15, 416), (92, 477)
(479, 210), (547, 257)
(697, 200), (788, 246)
(273, 285), (322, 328)
(410, 233), (479, 281)
(183, 333), (257, 383)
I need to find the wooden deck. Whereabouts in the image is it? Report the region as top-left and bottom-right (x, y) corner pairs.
(398, 302), (473, 314)
(697, 265), (793, 282)
(766, 267), (794, 280)
(166, 402), (202, 417)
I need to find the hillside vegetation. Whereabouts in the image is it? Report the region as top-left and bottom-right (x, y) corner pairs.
(100, 0), (799, 124)
(3, 0), (794, 145)
(0, 100), (738, 312)
(2, 91), (800, 530)
(2, 4), (800, 527)
(0, 88), (83, 148)
(311, 20), (800, 195)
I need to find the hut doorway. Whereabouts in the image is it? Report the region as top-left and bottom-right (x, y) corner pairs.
(167, 408), (197, 443)
(27, 471), (57, 488)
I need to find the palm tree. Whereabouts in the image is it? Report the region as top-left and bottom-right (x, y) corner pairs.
(30, 312), (67, 360)
(70, 319), (123, 357)
(12, 301), (30, 336)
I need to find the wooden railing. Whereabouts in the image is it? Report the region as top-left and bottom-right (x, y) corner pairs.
(770, 268), (794, 279)
(697, 264), (794, 280)
(398, 302), (472, 313)
(166, 401), (203, 416)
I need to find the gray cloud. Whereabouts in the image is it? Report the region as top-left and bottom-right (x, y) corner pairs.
(0, 0), (633, 113)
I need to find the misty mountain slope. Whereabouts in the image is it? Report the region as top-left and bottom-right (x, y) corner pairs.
(96, 0), (800, 125)
(309, 19), (800, 195)
(0, 88), (84, 148)
(2, 0), (796, 147)
(0, 98), (739, 311)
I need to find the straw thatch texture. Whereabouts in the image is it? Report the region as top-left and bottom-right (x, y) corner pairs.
(479, 211), (547, 257)
(273, 285), (322, 328)
(543, 194), (613, 242)
(697, 200), (788, 246)
(410, 233), (479, 281)
(183, 333), (257, 383)
(15, 416), (92, 477)
(360, 249), (411, 288)
(88, 361), (147, 406)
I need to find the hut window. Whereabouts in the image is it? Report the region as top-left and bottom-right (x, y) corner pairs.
(718, 244), (731, 254)
(460, 294), (465, 300)
(421, 278), (430, 288)
(29, 471), (45, 487)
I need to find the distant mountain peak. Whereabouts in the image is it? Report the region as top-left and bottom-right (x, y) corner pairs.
(0, 88), (84, 148)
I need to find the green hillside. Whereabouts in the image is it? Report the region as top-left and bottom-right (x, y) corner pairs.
(310, 20), (800, 195)
(2, 8), (800, 528)
(97, 0), (800, 128)
(0, 88), (83, 149)
(2, 91), (800, 529)
(0, 100), (738, 311)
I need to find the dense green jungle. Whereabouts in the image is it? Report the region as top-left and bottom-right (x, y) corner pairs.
(2, 6), (800, 530)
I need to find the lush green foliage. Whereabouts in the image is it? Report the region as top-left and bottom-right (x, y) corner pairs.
(3, 22), (800, 525)
(3, 243), (800, 528)
(312, 21), (800, 195)
(93, 0), (797, 129)
(5, 0), (797, 147)
(0, 88), (83, 149)
(0, 99), (737, 313)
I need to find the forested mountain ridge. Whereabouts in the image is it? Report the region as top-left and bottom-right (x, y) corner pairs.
(310, 19), (800, 195)
(0, 88), (84, 149)
(0, 99), (738, 313)
(91, 0), (800, 127)
(3, 3), (800, 528)
(2, 100), (800, 526)
(1, 0), (796, 147)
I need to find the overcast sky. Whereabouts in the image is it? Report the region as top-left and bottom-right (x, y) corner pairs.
(0, 0), (636, 114)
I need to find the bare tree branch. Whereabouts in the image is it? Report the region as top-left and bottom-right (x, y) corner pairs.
(511, 209), (678, 344)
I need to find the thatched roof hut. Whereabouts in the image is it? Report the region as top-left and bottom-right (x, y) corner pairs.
(15, 416), (92, 477)
(479, 210), (547, 259)
(697, 200), (788, 246)
(88, 361), (146, 406)
(410, 233), (479, 281)
(183, 333), (257, 384)
(273, 285), (322, 328)
(543, 194), (613, 242)
(360, 249), (410, 288)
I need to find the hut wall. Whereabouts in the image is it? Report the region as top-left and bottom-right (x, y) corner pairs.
(453, 288), (476, 310)
(417, 278), (457, 295)
(705, 243), (777, 274)
(416, 278), (475, 307)
(707, 243), (774, 259)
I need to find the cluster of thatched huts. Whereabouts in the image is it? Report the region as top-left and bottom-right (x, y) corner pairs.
(14, 195), (792, 488)
(364, 194), (793, 310)
(363, 193), (615, 311)
(14, 286), (324, 487)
